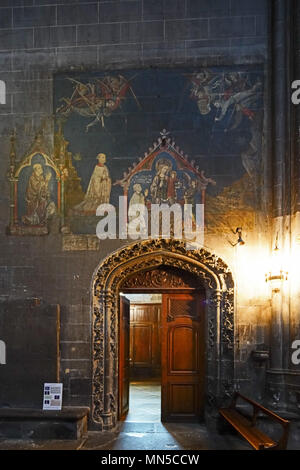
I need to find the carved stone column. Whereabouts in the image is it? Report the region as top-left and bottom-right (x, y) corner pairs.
(102, 290), (117, 429)
(92, 289), (105, 426)
(267, 0), (297, 412)
(206, 289), (223, 411)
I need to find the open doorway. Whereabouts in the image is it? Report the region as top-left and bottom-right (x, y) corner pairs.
(92, 241), (235, 429)
(118, 266), (206, 424)
(119, 293), (162, 423)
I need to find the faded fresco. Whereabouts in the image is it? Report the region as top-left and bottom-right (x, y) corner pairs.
(8, 142), (60, 235)
(7, 67), (264, 237)
(54, 67), (264, 236)
(20, 157), (56, 226)
(56, 74), (136, 132)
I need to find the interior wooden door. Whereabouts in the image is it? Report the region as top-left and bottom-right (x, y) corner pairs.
(119, 295), (130, 420)
(161, 292), (205, 422)
(130, 303), (161, 378)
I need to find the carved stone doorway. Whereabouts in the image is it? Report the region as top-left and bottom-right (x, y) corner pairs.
(119, 267), (206, 423)
(92, 239), (235, 430)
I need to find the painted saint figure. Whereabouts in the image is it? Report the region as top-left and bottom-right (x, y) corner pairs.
(22, 163), (56, 226)
(150, 163), (170, 204)
(73, 153), (111, 214)
(129, 183), (146, 209)
(184, 179), (198, 205)
(128, 183), (148, 237)
(167, 171), (178, 205)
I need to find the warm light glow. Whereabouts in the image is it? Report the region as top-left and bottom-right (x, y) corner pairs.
(265, 244), (288, 293)
(234, 243), (270, 301)
(287, 236), (300, 296)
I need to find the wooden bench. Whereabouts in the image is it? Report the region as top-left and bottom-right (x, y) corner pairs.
(219, 392), (290, 450)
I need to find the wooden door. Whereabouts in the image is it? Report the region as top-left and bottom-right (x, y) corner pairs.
(119, 295), (130, 420)
(130, 303), (161, 378)
(161, 292), (205, 422)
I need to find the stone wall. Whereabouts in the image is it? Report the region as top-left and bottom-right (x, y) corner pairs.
(1, 0), (289, 425)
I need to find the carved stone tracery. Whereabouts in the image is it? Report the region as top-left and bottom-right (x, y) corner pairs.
(121, 266), (199, 289)
(92, 238), (235, 428)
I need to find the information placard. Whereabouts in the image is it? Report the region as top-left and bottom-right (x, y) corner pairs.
(43, 383), (63, 410)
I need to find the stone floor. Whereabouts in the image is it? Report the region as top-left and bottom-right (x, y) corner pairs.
(125, 381), (161, 423)
(0, 382), (299, 450)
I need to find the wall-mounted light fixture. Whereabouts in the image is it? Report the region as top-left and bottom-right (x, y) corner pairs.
(235, 227), (245, 246)
(228, 227), (245, 246)
(265, 236), (288, 289)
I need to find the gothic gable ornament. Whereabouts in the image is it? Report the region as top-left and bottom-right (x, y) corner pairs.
(114, 129), (216, 208)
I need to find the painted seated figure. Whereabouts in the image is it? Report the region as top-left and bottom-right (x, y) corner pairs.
(22, 163), (56, 226)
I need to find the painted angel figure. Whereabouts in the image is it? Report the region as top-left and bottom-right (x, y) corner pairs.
(56, 75), (139, 132)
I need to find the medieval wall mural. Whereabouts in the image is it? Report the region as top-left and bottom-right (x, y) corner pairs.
(7, 135), (61, 236)
(53, 66), (263, 237)
(7, 66), (264, 237)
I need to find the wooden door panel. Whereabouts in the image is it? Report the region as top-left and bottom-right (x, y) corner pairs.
(168, 383), (199, 415)
(119, 295), (130, 420)
(129, 304), (161, 377)
(168, 326), (199, 373)
(161, 292), (205, 422)
(167, 297), (199, 321)
(131, 324), (152, 366)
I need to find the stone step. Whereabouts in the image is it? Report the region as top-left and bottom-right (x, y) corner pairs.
(0, 407), (90, 440)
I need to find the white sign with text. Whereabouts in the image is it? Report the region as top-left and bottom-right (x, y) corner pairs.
(43, 383), (63, 410)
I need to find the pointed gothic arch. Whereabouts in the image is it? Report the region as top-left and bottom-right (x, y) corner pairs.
(92, 238), (235, 429)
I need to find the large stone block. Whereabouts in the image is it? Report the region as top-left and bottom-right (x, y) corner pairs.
(13, 6), (56, 28)
(0, 8), (12, 29)
(209, 16), (256, 38)
(186, 0), (230, 18)
(60, 304), (90, 325)
(61, 359), (91, 377)
(0, 70), (25, 93)
(99, 0), (141, 23)
(165, 19), (208, 41)
(12, 89), (52, 114)
(0, 407), (89, 440)
(60, 323), (91, 343)
(99, 42), (143, 65)
(13, 48), (56, 71)
(0, 51), (12, 70)
(37, 0), (93, 4)
(256, 15), (268, 36)
(143, 0), (185, 21)
(56, 45), (98, 68)
(0, 28), (33, 50)
(121, 20), (164, 43)
(185, 39), (231, 59)
(60, 341), (91, 360)
(231, 37), (268, 47)
(77, 23), (121, 45)
(57, 3), (98, 26)
(69, 377), (91, 396)
(34, 26), (76, 48)
(230, 0), (268, 16)
(0, 94), (12, 114)
(1, 0), (33, 5)
(142, 40), (186, 61)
